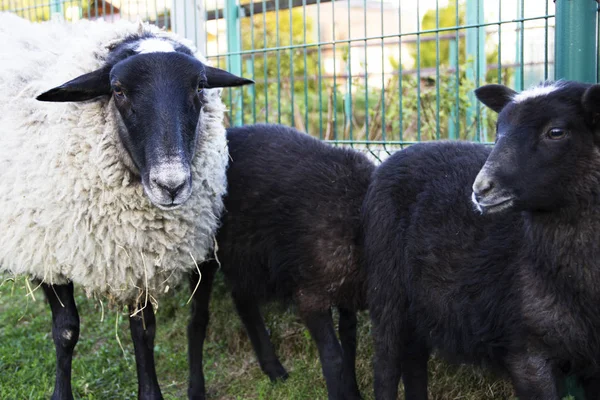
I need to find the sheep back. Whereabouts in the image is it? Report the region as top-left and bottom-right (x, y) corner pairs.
(218, 124), (376, 313)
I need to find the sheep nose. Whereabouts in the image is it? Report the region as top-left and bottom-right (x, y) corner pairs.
(153, 177), (186, 199)
(472, 173), (494, 201)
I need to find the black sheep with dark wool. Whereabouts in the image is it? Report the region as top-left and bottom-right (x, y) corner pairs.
(363, 81), (600, 400)
(187, 124), (376, 400)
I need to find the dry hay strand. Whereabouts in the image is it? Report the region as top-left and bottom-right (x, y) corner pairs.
(186, 251), (202, 306)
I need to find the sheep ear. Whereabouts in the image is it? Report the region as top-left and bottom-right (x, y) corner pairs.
(36, 67), (111, 102)
(582, 84), (600, 126)
(204, 65), (254, 89)
(474, 84), (517, 113)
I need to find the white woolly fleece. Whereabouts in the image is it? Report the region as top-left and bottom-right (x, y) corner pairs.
(512, 81), (567, 103)
(0, 14), (228, 304)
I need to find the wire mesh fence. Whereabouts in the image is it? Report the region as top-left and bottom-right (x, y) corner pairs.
(199, 0), (560, 159)
(0, 0), (588, 158)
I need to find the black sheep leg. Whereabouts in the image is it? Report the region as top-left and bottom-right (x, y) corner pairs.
(42, 282), (80, 400)
(400, 334), (429, 400)
(303, 309), (346, 400)
(231, 291), (288, 381)
(582, 375), (600, 400)
(372, 319), (403, 400)
(338, 307), (361, 399)
(129, 302), (163, 400)
(187, 263), (217, 400)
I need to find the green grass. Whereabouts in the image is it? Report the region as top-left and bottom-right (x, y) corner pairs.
(0, 276), (525, 399)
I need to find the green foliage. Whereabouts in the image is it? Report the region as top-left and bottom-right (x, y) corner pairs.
(230, 55), (485, 144)
(408, 2), (512, 86)
(1, 0), (52, 21)
(226, 58), (496, 147)
(413, 2), (466, 68)
(240, 8), (320, 89)
(217, 9), (322, 129)
(1, 0), (88, 22)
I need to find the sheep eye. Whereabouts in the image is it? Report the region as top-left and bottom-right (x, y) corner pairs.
(547, 128), (567, 140)
(113, 87), (125, 98)
(197, 85), (204, 94)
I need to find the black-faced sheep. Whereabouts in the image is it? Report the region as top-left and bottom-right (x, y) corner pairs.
(0, 14), (251, 399)
(362, 81), (600, 400)
(187, 124), (375, 400)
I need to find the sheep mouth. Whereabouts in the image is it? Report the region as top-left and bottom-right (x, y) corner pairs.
(471, 192), (514, 215)
(146, 192), (190, 210)
(154, 202), (184, 211)
(142, 182), (192, 211)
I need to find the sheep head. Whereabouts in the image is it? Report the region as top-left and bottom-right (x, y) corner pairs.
(472, 81), (600, 215)
(36, 37), (253, 210)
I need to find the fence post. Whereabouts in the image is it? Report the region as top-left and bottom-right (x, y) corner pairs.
(466, 0), (486, 141)
(555, 0), (598, 83)
(226, 0), (243, 127)
(514, 1), (523, 90)
(554, 4), (598, 398)
(448, 38), (458, 140)
(50, 0), (64, 20)
(555, 2), (598, 397)
(170, 0), (206, 53)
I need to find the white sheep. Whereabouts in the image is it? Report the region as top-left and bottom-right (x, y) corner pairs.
(0, 13), (252, 399)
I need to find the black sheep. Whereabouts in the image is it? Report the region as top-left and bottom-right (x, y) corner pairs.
(187, 124), (375, 400)
(363, 81), (600, 399)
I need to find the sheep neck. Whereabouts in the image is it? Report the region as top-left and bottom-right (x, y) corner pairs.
(524, 203), (600, 296)
(515, 205), (600, 370)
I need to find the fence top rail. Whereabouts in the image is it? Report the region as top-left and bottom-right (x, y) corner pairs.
(207, 0), (330, 21)
(206, 14), (555, 58)
(206, 0), (403, 21)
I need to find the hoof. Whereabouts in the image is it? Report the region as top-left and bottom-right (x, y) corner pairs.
(264, 362), (289, 382)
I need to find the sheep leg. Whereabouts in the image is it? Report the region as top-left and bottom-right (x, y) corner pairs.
(187, 264), (217, 400)
(338, 307), (361, 399)
(508, 354), (559, 400)
(400, 335), (429, 400)
(42, 282), (80, 400)
(303, 309), (347, 400)
(231, 291), (289, 381)
(372, 320), (403, 400)
(129, 302), (163, 400)
(582, 375), (600, 400)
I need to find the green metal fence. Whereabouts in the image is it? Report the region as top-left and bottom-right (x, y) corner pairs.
(4, 0), (596, 158)
(4, 0), (585, 157)
(202, 0), (563, 157)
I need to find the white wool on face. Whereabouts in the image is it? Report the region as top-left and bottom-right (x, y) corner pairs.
(512, 81), (566, 103)
(135, 38), (176, 54)
(0, 14), (229, 304)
